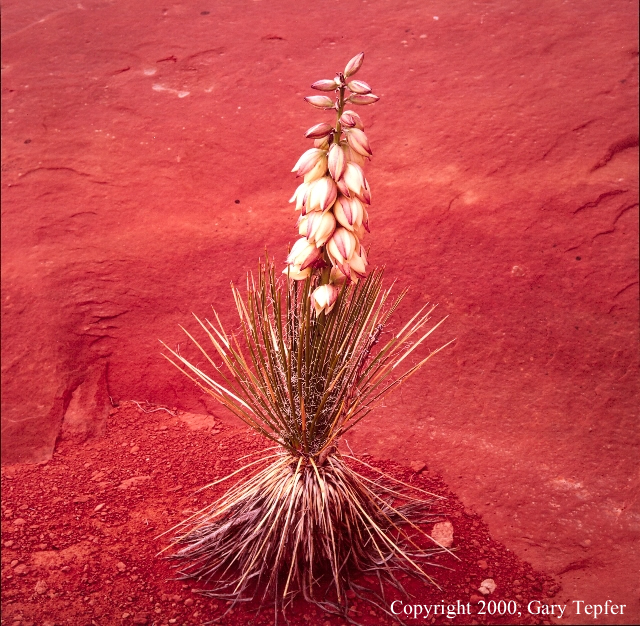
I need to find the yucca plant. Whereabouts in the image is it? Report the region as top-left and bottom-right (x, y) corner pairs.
(161, 53), (453, 623)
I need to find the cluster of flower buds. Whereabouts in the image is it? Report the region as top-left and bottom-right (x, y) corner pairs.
(283, 52), (380, 315)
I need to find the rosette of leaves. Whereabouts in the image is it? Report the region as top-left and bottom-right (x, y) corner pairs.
(161, 54), (453, 624)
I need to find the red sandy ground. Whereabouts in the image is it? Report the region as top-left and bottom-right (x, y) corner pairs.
(1, 0), (638, 624)
(2, 403), (561, 626)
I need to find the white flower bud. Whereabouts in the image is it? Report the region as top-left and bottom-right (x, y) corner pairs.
(344, 52), (365, 78)
(310, 283), (339, 316)
(304, 95), (335, 109)
(311, 79), (338, 91)
(292, 148), (327, 177)
(339, 110), (364, 130)
(343, 162), (366, 197)
(289, 182), (310, 211)
(347, 80), (372, 94)
(314, 136), (331, 149)
(305, 122), (334, 139)
(306, 176), (337, 212)
(305, 210), (336, 247)
(345, 128), (372, 157)
(327, 227), (358, 266)
(347, 93), (380, 105)
(287, 237), (322, 270)
(327, 143), (346, 181)
(333, 195), (363, 231)
(303, 154), (328, 183)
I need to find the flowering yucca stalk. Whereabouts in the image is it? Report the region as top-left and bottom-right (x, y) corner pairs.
(161, 53), (453, 623)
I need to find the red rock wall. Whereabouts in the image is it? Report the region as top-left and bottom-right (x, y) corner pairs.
(2, 0), (638, 620)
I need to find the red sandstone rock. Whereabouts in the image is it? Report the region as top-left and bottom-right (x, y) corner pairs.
(1, 0), (638, 622)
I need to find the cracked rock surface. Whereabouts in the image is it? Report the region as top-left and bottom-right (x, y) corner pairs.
(1, 0), (638, 623)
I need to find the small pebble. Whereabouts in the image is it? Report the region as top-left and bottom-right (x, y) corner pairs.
(431, 521), (454, 548)
(409, 460), (426, 473)
(184, 598), (194, 607)
(94, 503), (105, 512)
(130, 446), (140, 454)
(478, 578), (497, 595)
(35, 580), (48, 595)
(116, 562), (127, 572)
(13, 518), (25, 526)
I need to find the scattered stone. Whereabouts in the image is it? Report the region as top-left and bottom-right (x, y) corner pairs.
(61, 566), (71, 573)
(431, 521), (454, 548)
(35, 580), (48, 595)
(4, 540), (14, 547)
(477, 559), (489, 569)
(478, 578), (497, 595)
(116, 562), (127, 572)
(122, 614), (130, 619)
(94, 503), (105, 512)
(117, 476), (151, 489)
(184, 598), (194, 607)
(130, 446), (140, 454)
(19, 504), (28, 510)
(14, 563), (28, 576)
(72, 495), (91, 504)
(13, 518), (26, 526)
(469, 594), (483, 604)
(132, 616), (148, 625)
(4, 509), (13, 517)
(409, 460), (426, 473)
(11, 560), (20, 567)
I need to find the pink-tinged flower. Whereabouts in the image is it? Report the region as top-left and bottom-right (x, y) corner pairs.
(361, 177), (371, 204)
(306, 176), (337, 212)
(344, 143), (366, 167)
(327, 228), (358, 274)
(339, 110), (364, 130)
(311, 79), (338, 91)
(292, 148), (327, 177)
(353, 222), (366, 240)
(344, 52), (365, 78)
(330, 266), (348, 285)
(303, 154), (328, 183)
(362, 206), (370, 232)
(287, 237), (322, 270)
(305, 122), (334, 140)
(314, 136), (331, 150)
(343, 162), (366, 197)
(328, 143), (346, 181)
(345, 128), (372, 157)
(347, 80), (372, 94)
(305, 95), (335, 109)
(289, 182), (310, 211)
(304, 210), (336, 246)
(333, 195), (364, 231)
(283, 264), (312, 281)
(347, 93), (380, 105)
(347, 245), (368, 280)
(310, 283), (339, 316)
(336, 178), (351, 198)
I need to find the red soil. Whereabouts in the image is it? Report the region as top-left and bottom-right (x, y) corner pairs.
(2, 403), (559, 626)
(1, 0), (638, 623)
